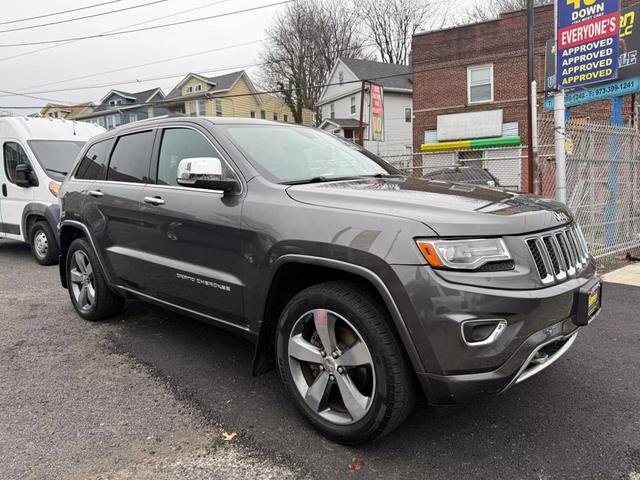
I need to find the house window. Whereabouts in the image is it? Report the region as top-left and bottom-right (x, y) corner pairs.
(186, 86), (193, 94)
(215, 99), (223, 117)
(467, 64), (494, 104)
(330, 103), (335, 119)
(105, 114), (120, 130)
(109, 100), (122, 106)
(250, 111), (256, 118)
(188, 100), (206, 117)
(284, 114), (288, 122)
(350, 96), (356, 115)
(273, 112), (278, 121)
(405, 108), (412, 123)
(195, 84), (202, 92)
(338, 71), (344, 85)
(260, 110), (266, 120)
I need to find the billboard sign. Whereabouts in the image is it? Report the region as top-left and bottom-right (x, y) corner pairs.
(557, 0), (621, 89)
(545, 3), (640, 110)
(370, 83), (384, 142)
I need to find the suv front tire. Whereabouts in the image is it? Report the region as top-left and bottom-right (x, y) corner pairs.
(66, 238), (125, 321)
(276, 281), (415, 444)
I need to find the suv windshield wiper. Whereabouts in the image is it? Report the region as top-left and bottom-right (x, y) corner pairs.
(283, 176), (362, 186)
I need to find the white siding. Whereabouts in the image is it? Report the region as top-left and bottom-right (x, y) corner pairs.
(364, 93), (413, 157)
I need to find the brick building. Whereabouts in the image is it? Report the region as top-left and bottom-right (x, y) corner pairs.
(411, 2), (637, 190)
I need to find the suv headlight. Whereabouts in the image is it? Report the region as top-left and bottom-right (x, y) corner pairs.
(416, 238), (511, 270)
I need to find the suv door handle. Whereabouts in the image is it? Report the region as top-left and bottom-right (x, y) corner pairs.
(88, 190), (104, 198)
(143, 196), (165, 206)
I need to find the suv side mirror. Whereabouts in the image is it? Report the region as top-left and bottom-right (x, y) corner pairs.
(15, 164), (38, 188)
(176, 157), (239, 193)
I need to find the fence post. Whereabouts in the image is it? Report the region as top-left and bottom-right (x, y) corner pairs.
(605, 97), (624, 246)
(554, 90), (567, 203)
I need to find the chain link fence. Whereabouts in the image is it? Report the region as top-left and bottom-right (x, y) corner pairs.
(381, 118), (640, 264)
(538, 116), (640, 262)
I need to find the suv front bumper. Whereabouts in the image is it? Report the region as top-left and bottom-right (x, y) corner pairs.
(389, 262), (599, 405)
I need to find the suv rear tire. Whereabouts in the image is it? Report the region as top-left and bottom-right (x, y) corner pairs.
(29, 220), (59, 266)
(66, 238), (125, 321)
(276, 281), (415, 444)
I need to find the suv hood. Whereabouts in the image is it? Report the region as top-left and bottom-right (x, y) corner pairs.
(286, 177), (572, 237)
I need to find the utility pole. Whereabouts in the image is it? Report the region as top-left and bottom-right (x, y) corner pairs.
(553, 0), (567, 203)
(531, 80), (541, 195)
(358, 80), (366, 146)
(526, 0), (535, 194)
(554, 89), (567, 203)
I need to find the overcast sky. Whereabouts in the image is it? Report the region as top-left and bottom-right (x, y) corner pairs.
(0, 0), (480, 115)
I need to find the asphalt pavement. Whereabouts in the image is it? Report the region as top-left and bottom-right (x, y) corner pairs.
(1, 239), (639, 479)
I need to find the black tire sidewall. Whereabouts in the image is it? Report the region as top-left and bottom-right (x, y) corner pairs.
(29, 221), (58, 266)
(276, 285), (400, 444)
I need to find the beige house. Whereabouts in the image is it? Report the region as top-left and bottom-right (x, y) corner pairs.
(159, 71), (313, 125)
(40, 103), (95, 119)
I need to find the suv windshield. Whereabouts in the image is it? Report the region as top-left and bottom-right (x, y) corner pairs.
(218, 125), (401, 183)
(28, 140), (86, 181)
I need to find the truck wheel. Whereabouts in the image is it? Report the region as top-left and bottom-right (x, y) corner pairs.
(66, 238), (124, 321)
(276, 281), (415, 444)
(29, 220), (59, 266)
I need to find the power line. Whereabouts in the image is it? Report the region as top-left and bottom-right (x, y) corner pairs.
(0, 0), (235, 63)
(0, 40), (382, 99)
(0, 0), (172, 35)
(0, 0), (296, 48)
(0, 0), (124, 26)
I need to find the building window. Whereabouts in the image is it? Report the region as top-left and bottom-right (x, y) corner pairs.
(260, 110), (266, 120)
(186, 86), (193, 93)
(330, 103), (335, 119)
(338, 71), (344, 85)
(250, 111), (256, 118)
(467, 64), (494, 104)
(350, 96), (356, 115)
(105, 114), (120, 130)
(273, 112), (278, 121)
(284, 114), (288, 122)
(405, 108), (412, 123)
(109, 99), (122, 106)
(215, 99), (223, 117)
(195, 84), (202, 92)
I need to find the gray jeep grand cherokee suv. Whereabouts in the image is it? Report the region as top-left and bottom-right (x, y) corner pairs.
(58, 116), (602, 444)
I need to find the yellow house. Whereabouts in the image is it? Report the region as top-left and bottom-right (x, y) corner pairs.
(40, 103), (95, 119)
(159, 71), (314, 126)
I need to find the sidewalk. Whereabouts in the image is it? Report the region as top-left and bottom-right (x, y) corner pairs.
(601, 263), (640, 287)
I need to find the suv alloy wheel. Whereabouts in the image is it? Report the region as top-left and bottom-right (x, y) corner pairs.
(276, 281), (415, 444)
(66, 238), (125, 321)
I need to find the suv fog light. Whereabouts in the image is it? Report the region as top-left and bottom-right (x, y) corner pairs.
(461, 319), (507, 346)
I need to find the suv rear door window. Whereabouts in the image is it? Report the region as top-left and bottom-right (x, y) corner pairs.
(75, 139), (113, 180)
(106, 131), (154, 183)
(156, 128), (234, 186)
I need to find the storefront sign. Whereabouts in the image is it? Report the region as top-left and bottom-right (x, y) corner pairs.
(370, 83), (384, 142)
(557, 0), (621, 88)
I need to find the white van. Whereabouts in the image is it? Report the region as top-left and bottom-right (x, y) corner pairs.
(0, 116), (104, 265)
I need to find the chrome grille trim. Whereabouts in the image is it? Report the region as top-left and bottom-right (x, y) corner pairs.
(525, 224), (590, 285)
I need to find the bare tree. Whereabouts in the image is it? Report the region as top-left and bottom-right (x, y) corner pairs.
(464, 0), (552, 23)
(259, 0), (367, 124)
(358, 0), (449, 65)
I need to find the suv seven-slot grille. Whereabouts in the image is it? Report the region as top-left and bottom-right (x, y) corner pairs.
(526, 224), (589, 285)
